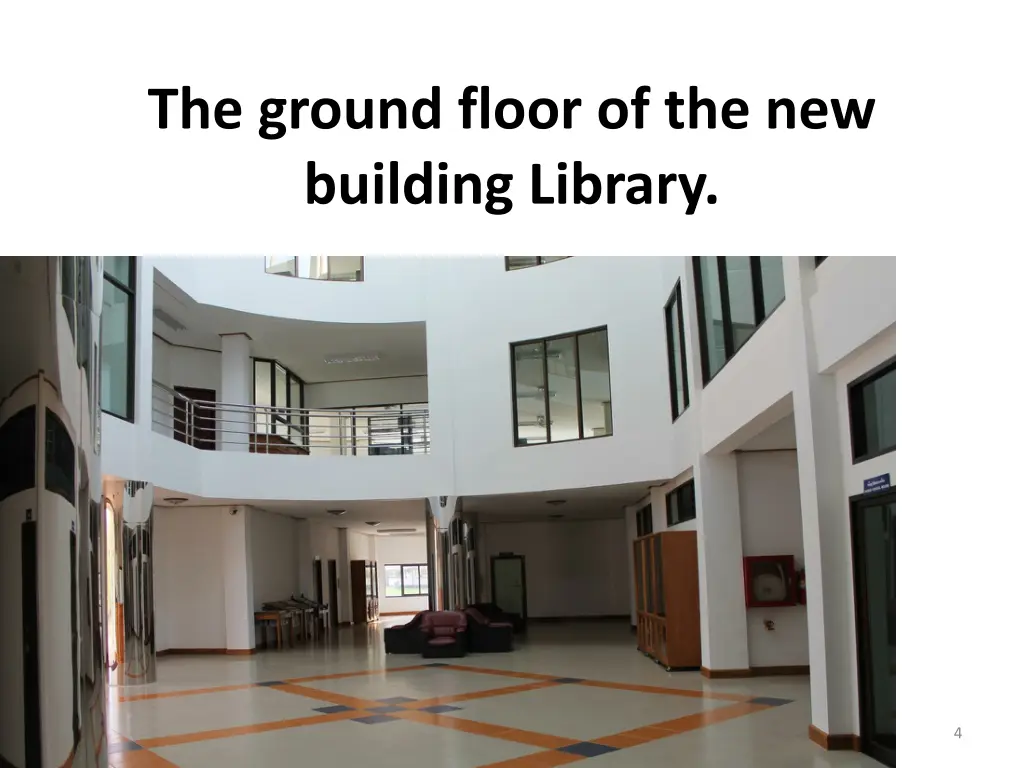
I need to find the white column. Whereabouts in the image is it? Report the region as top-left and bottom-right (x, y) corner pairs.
(221, 507), (255, 652)
(219, 333), (252, 450)
(784, 257), (859, 739)
(693, 452), (750, 672)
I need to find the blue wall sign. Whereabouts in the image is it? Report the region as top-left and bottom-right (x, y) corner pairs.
(863, 474), (891, 494)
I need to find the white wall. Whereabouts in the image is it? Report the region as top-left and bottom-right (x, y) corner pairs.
(376, 534), (429, 614)
(154, 506), (227, 651)
(305, 376), (428, 408)
(736, 451), (810, 669)
(250, 508), (300, 607)
(478, 518), (630, 618)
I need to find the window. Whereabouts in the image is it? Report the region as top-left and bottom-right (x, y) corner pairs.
(664, 280), (689, 419)
(666, 479), (696, 527)
(635, 504), (653, 537)
(253, 358), (305, 444)
(849, 359), (895, 463)
(505, 256), (571, 271)
(101, 257), (135, 420)
(0, 406), (36, 502)
(384, 564), (430, 597)
(511, 326), (612, 445)
(45, 409), (75, 506)
(692, 256), (786, 384)
(264, 255), (364, 281)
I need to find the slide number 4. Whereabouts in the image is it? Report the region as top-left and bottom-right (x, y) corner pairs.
(954, 727), (962, 739)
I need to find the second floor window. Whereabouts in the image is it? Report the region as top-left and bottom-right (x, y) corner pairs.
(505, 256), (571, 271)
(265, 255), (363, 281)
(101, 257), (136, 421)
(253, 359), (305, 442)
(664, 280), (689, 419)
(693, 256), (786, 384)
(511, 326), (612, 446)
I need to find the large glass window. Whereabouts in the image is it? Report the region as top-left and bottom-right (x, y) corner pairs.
(252, 358), (305, 444)
(264, 255), (363, 281)
(505, 256), (571, 271)
(664, 280), (689, 419)
(384, 564), (430, 596)
(635, 504), (653, 537)
(101, 257), (135, 420)
(849, 359), (895, 462)
(511, 326), (611, 446)
(693, 256), (787, 384)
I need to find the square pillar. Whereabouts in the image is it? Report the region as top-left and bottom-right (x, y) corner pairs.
(784, 257), (859, 740)
(219, 333), (252, 450)
(222, 506), (255, 652)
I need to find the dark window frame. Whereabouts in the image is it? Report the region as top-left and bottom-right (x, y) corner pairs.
(847, 357), (896, 464)
(384, 563), (430, 597)
(666, 479), (696, 527)
(504, 256), (572, 271)
(101, 257), (136, 422)
(253, 357), (307, 444)
(635, 504), (653, 537)
(509, 325), (612, 447)
(814, 256), (828, 267)
(315, 402), (428, 456)
(664, 279), (690, 420)
(692, 256), (786, 386)
(0, 405), (37, 503)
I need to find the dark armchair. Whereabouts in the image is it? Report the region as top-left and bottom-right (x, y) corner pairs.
(465, 607), (514, 653)
(420, 611), (468, 658)
(384, 612), (427, 654)
(468, 602), (524, 633)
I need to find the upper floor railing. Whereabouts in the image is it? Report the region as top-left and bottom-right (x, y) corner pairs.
(151, 382), (429, 455)
(265, 255), (363, 282)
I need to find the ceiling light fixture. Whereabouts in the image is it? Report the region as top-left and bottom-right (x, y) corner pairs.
(365, 521), (380, 527)
(546, 499), (567, 506)
(164, 497), (188, 505)
(324, 352), (382, 364)
(326, 509), (346, 516)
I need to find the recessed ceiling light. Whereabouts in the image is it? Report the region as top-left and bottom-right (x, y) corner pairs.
(546, 499), (567, 506)
(164, 497), (188, 505)
(327, 509), (346, 516)
(366, 521), (380, 527)
(325, 352), (382, 364)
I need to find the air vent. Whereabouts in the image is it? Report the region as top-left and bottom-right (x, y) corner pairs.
(154, 307), (186, 332)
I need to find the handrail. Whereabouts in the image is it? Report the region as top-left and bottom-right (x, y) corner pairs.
(151, 381), (429, 455)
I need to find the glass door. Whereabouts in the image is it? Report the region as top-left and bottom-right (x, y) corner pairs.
(851, 490), (896, 767)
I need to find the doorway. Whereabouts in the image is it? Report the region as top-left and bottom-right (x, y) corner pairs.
(173, 387), (217, 450)
(327, 560), (338, 626)
(851, 489), (896, 767)
(491, 554), (527, 622)
(313, 559), (324, 606)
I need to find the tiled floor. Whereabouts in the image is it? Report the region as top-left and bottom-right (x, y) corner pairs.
(108, 621), (885, 767)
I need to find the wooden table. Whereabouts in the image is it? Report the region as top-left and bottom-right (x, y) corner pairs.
(254, 611), (287, 649)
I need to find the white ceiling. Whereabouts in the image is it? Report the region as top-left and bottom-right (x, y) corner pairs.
(735, 413), (798, 451)
(463, 480), (659, 523)
(153, 270), (427, 383)
(153, 486), (428, 533)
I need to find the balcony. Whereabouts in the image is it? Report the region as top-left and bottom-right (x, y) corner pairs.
(265, 255), (363, 282)
(152, 382), (429, 456)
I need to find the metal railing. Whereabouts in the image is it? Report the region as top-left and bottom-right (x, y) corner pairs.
(152, 381), (429, 455)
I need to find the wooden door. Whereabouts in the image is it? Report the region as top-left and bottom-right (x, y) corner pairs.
(173, 387), (216, 450)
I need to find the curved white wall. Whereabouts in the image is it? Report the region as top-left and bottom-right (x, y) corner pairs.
(104, 256), (894, 506)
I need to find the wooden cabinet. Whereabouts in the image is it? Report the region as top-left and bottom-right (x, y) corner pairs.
(351, 560), (379, 624)
(633, 531), (701, 670)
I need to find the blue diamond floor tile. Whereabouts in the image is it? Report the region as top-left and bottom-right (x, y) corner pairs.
(553, 677), (585, 684)
(369, 705), (406, 713)
(748, 696), (793, 707)
(352, 714), (401, 725)
(256, 680), (285, 687)
(558, 742), (620, 757)
(108, 741), (143, 754)
(313, 704), (355, 714)
(377, 696), (417, 704)
(420, 704), (463, 713)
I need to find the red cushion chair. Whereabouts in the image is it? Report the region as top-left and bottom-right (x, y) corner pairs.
(465, 607), (514, 653)
(420, 611), (468, 658)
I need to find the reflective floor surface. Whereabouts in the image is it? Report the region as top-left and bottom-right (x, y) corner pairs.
(108, 621), (885, 767)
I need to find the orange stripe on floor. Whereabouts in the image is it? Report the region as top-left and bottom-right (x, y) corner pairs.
(475, 750), (586, 767)
(395, 709), (577, 749)
(135, 709), (364, 749)
(283, 663), (428, 685)
(119, 683), (258, 702)
(266, 682), (379, 710)
(443, 664), (560, 681)
(410, 680), (560, 708)
(577, 678), (753, 702)
(593, 701), (770, 748)
(109, 748), (180, 767)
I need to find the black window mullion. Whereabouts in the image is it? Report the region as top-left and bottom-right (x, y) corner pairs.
(676, 287), (689, 409)
(574, 335), (584, 440)
(542, 340), (552, 444)
(716, 256), (735, 358)
(510, 344), (521, 446)
(664, 300), (679, 419)
(692, 257), (712, 386)
(750, 256), (766, 324)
